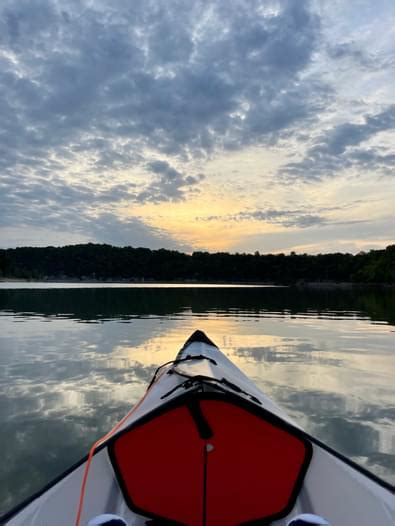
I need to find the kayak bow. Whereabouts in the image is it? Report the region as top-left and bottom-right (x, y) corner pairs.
(1, 330), (394, 526)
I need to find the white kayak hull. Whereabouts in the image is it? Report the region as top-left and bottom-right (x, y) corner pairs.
(1, 331), (394, 526)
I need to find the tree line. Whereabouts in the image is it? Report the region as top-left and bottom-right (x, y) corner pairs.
(0, 243), (394, 284)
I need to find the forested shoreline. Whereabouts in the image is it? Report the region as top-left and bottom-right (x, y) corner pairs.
(0, 243), (394, 284)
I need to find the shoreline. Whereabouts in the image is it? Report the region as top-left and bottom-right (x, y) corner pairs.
(0, 278), (280, 287)
(0, 278), (394, 288)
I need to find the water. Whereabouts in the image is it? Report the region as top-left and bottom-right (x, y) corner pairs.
(0, 284), (394, 514)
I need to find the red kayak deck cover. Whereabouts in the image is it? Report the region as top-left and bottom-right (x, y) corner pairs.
(109, 394), (311, 525)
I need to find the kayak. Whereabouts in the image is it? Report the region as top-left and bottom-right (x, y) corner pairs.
(1, 330), (394, 526)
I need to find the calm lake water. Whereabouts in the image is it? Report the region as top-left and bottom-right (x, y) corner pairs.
(0, 284), (394, 514)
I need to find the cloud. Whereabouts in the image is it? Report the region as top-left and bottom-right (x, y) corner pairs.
(319, 106), (395, 156)
(88, 212), (191, 251)
(0, 156), (199, 249)
(0, 0), (330, 250)
(0, 211), (190, 250)
(199, 205), (349, 229)
(138, 160), (205, 203)
(0, 170), (191, 249)
(281, 105), (395, 181)
(326, 41), (389, 70)
(234, 215), (395, 254)
(0, 0), (393, 252)
(237, 209), (326, 228)
(0, 0), (322, 173)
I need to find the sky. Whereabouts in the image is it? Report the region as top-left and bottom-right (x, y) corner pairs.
(0, 0), (394, 254)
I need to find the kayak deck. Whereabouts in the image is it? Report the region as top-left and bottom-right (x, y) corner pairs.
(1, 331), (394, 525)
(108, 391), (312, 525)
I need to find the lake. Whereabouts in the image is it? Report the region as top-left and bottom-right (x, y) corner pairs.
(0, 284), (394, 515)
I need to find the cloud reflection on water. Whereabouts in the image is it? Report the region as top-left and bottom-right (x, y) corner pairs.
(0, 286), (394, 513)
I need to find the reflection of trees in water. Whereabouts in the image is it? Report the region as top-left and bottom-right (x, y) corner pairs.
(0, 287), (395, 325)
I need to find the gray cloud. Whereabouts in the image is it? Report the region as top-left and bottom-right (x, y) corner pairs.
(89, 212), (191, 251)
(0, 172), (191, 249)
(139, 160), (205, 203)
(0, 207), (190, 250)
(238, 209), (326, 228)
(1, 0), (392, 251)
(198, 201), (375, 234)
(0, 0), (329, 247)
(0, 157), (200, 249)
(319, 106), (395, 156)
(0, 0), (322, 172)
(234, 215), (395, 254)
(0, 161), (200, 216)
(326, 41), (390, 70)
(281, 105), (395, 181)
(200, 206), (342, 228)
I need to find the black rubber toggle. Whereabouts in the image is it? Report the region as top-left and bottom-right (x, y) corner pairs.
(187, 399), (214, 440)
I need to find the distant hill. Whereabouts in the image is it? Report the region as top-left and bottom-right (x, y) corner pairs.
(0, 243), (394, 284)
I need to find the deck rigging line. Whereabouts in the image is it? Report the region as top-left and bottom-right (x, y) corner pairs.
(73, 386), (152, 526)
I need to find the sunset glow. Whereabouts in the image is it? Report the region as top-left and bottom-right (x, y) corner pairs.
(0, 0), (394, 253)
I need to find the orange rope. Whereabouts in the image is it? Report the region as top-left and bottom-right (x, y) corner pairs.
(74, 388), (152, 526)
